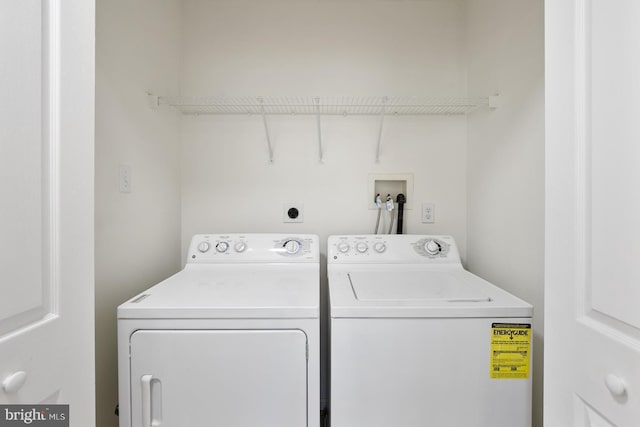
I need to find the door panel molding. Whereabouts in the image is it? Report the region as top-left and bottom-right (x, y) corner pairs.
(575, 397), (616, 427)
(0, 0), (61, 339)
(575, 0), (640, 341)
(0, 0), (61, 340)
(573, 0), (590, 313)
(587, 0), (640, 332)
(43, 0), (61, 319)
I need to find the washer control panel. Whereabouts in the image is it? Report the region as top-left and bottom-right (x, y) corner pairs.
(188, 234), (319, 263)
(328, 235), (460, 264)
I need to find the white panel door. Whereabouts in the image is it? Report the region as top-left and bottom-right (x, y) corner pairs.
(545, 1), (640, 426)
(130, 330), (308, 427)
(0, 0), (95, 424)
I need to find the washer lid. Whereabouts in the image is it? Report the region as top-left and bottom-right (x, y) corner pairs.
(349, 271), (491, 302)
(118, 264), (319, 319)
(329, 267), (532, 318)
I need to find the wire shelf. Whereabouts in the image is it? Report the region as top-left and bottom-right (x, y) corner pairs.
(150, 94), (498, 164)
(158, 96), (490, 116)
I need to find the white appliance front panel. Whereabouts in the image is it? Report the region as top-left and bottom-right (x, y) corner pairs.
(130, 329), (308, 427)
(330, 317), (532, 427)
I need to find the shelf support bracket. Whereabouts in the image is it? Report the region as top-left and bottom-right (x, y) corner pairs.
(147, 93), (160, 110)
(488, 94), (501, 109)
(259, 97), (274, 164)
(375, 97), (388, 163)
(315, 97), (324, 163)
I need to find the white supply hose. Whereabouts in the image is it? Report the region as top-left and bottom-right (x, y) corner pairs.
(374, 193), (383, 234)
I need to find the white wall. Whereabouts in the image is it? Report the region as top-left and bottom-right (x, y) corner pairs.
(465, 1), (545, 426)
(180, 0), (467, 97)
(179, 0), (469, 403)
(95, 1), (182, 426)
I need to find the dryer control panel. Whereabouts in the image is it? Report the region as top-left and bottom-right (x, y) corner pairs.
(188, 234), (319, 263)
(328, 235), (461, 264)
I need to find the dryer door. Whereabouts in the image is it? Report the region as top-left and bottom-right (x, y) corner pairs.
(129, 329), (308, 427)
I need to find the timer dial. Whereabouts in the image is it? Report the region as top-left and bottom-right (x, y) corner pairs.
(284, 240), (301, 255)
(424, 240), (442, 255)
(216, 242), (229, 253)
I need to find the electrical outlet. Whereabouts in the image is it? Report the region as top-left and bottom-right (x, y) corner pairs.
(422, 203), (435, 223)
(119, 165), (131, 193)
(283, 204), (304, 223)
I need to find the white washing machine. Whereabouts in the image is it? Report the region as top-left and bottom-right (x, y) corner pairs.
(118, 234), (320, 427)
(328, 235), (533, 427)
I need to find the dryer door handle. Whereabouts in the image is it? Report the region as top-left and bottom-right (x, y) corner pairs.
(141, 375), (163, 427)
(140, 375), (153, 427)
(141, 375), (153, 427)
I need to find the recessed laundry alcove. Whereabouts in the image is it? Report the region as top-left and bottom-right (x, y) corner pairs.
(95, 1), (544, 426)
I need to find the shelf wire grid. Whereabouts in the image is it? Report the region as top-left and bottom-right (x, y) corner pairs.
(159, 96), (490, 116)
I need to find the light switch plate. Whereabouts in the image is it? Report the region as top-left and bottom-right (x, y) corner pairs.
(119, 165), (131, 193)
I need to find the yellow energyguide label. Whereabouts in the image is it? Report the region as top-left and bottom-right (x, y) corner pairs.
(490, 323), (531, 379)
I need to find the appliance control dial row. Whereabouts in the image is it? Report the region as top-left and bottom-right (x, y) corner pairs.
(194, 238), (248, 257)
(333, 239), (387, 255)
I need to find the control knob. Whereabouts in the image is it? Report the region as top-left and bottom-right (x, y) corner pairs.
(356, 242), (369, 253)
(284, 240), (301, 255)
(424, 240), (442, 255)
(373, 242), (386, 253)
(234, 242), (247, 253)
(197, 242), (210, 253)
(337, 242), (350, 253)
(216, 242), (229, 253)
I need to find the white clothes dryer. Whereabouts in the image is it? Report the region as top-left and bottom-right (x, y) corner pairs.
(118, 234), (319, 427)
(328, 235), (533, 427)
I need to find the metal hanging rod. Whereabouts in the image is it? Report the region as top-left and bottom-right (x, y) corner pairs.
(154, 95), (494, 116)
